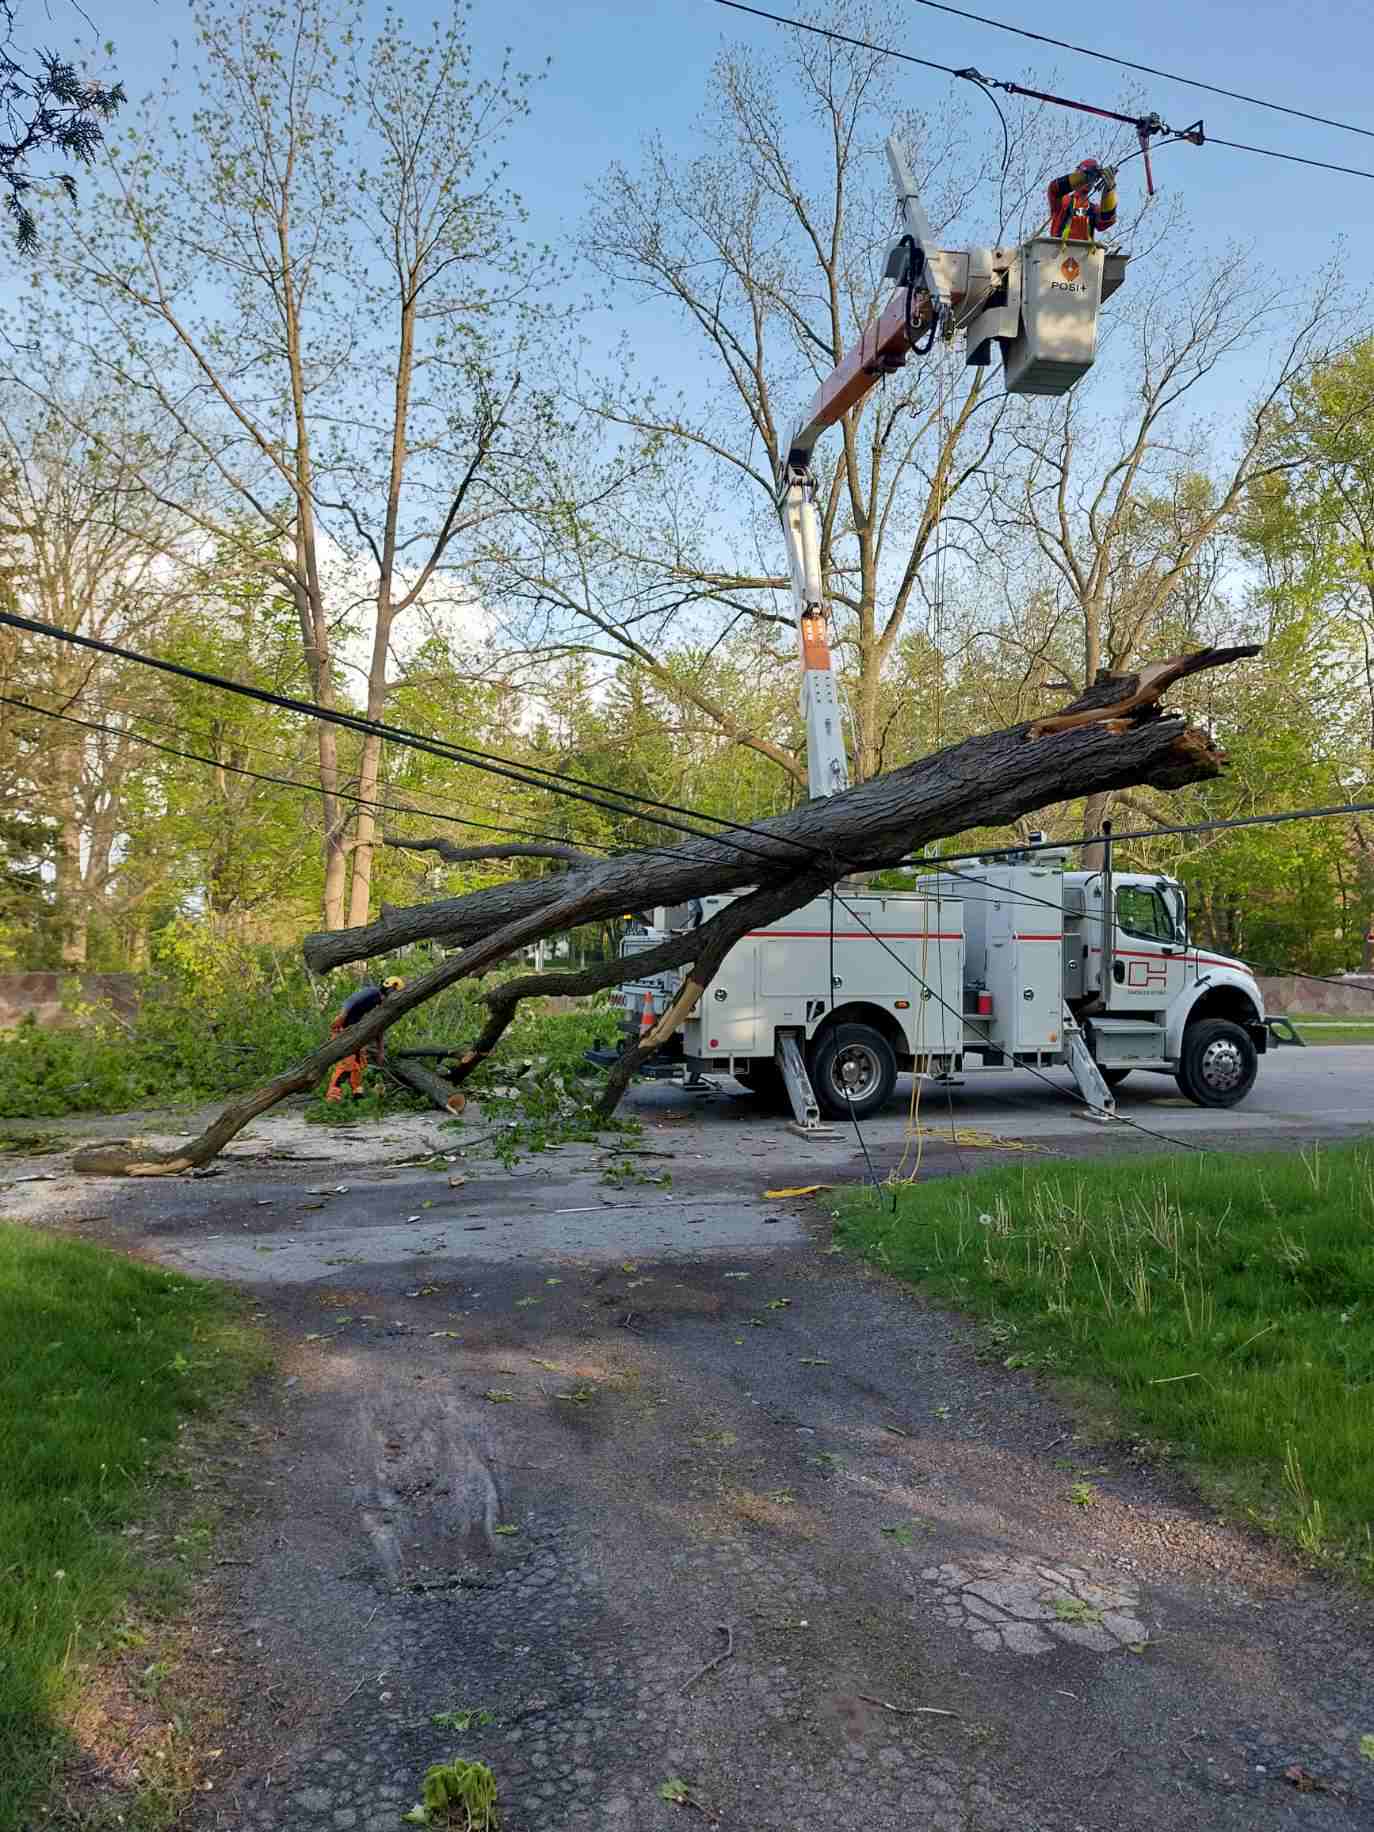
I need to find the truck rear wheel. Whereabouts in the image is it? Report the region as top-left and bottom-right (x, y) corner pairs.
(1175, 1019), (1257, 1108)
(808, 1023), (898, 1121)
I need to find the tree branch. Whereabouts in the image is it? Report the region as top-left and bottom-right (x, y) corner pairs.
(386, 835), (596, 867)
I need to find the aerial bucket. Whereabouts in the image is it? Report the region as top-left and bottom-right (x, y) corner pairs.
(999, 238), (1126, 396)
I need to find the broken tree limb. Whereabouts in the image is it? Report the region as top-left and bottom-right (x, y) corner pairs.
(381, 1054), (467, 1114)
(1026, 646), (1261, 738)
(437, 865), (837, 1120)
(69, 873), (825, 1175)
(304, 646), (1252, 977)
(386, 836), (595, 868)
(72, 890), (587, 1175)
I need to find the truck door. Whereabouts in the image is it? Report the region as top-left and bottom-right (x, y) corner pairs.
(1108, 883), (1187, 1012)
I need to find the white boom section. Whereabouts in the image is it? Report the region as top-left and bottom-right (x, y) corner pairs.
(781, 474), (850, 801)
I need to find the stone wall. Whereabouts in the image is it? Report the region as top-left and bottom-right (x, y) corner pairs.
(0, 972), (142, 1030)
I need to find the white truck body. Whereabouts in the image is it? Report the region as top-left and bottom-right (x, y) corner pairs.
(612, 851), (1267, 1116)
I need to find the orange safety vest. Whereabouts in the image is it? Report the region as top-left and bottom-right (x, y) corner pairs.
(1059, 190), (1097, 244)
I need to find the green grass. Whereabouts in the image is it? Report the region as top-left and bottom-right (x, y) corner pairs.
(1287, 1011), (1374, 1047)
(835, 1145), (1374, 1579)
(0, 1223), (264, 1831)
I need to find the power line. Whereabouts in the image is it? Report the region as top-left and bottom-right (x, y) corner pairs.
(10, 615), (1374, 930)
(0, 693), (629, 860)
(827, 883), (891, 1202)
(0, 608), (797, 870)
(0, 675), (677, 860)
(1200, 135), (1373, 181)
(901, 0), (1374, 145)
(918, 796), (1374, 868)
(714, 0), (961, 77)
(11, 694), (1364, 1010)
(712, 0), (1374, 182)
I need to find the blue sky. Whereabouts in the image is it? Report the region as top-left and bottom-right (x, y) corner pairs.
(13, 0), (1373, 455)
(40, 0), (1372, 297)
(478, 0), (1373, 287)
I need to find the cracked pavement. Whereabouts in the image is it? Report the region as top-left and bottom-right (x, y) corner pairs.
(4, 1053), (1374, 1830)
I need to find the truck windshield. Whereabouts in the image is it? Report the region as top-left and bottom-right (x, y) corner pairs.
(1116, 885), (1176, 943)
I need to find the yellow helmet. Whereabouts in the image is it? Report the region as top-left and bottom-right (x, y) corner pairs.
(381, 976), (404, 993)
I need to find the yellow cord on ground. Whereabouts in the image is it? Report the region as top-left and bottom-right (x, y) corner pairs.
(902, 1125), (1044, 1152)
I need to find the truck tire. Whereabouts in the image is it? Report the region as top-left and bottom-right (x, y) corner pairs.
(808, 1023), (898, 1121)
(1101, 1068), (1132, 1090)
(1175, 1018), (1257, 1108)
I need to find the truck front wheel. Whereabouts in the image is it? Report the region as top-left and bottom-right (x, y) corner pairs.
(1175, 1019), (1258, 1108)
(809, 1023), (898, 1121)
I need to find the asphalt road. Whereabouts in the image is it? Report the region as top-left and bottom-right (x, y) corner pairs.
(4, 1046), (1374, 1832)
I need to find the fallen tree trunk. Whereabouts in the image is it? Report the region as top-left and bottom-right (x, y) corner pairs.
(75, 648), (1255, 1176)
(303, 652), (1254, 977)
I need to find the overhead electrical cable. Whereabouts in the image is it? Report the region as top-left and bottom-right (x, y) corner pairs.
(711, 0), (1374, 182)
(0, 608), (799, 870)
(0, 693), (634, 858)
(900, 0), (1374, 144)
(1, 677), (688, 860)
(918, 797), (1374, 867)
(10, 609), (1374, 902)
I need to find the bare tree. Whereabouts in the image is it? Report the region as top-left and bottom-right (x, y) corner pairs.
(995, 247), (1349, 859)
(11, 0), (547, 929)
(486, 7), (1038, 786)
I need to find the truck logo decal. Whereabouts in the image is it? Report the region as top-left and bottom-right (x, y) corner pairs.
(1126, 959), (1169, 988)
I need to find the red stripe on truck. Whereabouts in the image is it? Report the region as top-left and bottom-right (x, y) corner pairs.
(745, 929), (962, 940)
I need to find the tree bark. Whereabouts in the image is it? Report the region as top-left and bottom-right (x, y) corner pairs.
(382, 1054), (466, 1114)
(73, 647), (1254, 1177)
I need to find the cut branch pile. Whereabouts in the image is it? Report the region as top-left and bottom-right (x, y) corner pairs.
(72, 648), (1255, 1175)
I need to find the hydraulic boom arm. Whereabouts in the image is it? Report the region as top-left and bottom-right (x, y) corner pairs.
(778, 134), (1125, 804)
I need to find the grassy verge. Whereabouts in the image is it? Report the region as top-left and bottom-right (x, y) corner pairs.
(0, 1222), (264, 1831)
(1288, 1011), (1374, 1046)
(834, 1144), (1374, 1580)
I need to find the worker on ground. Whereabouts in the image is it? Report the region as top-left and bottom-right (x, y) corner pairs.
(1047, 157), (1117, 244)
(324, 975), (404, 1101)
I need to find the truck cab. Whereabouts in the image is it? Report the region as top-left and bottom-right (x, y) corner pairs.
(1063, 868), (1266, 1104)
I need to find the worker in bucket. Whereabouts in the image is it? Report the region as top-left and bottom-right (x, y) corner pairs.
(324, 975), (404, 1101)
(1047, 157), (1117, 244)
